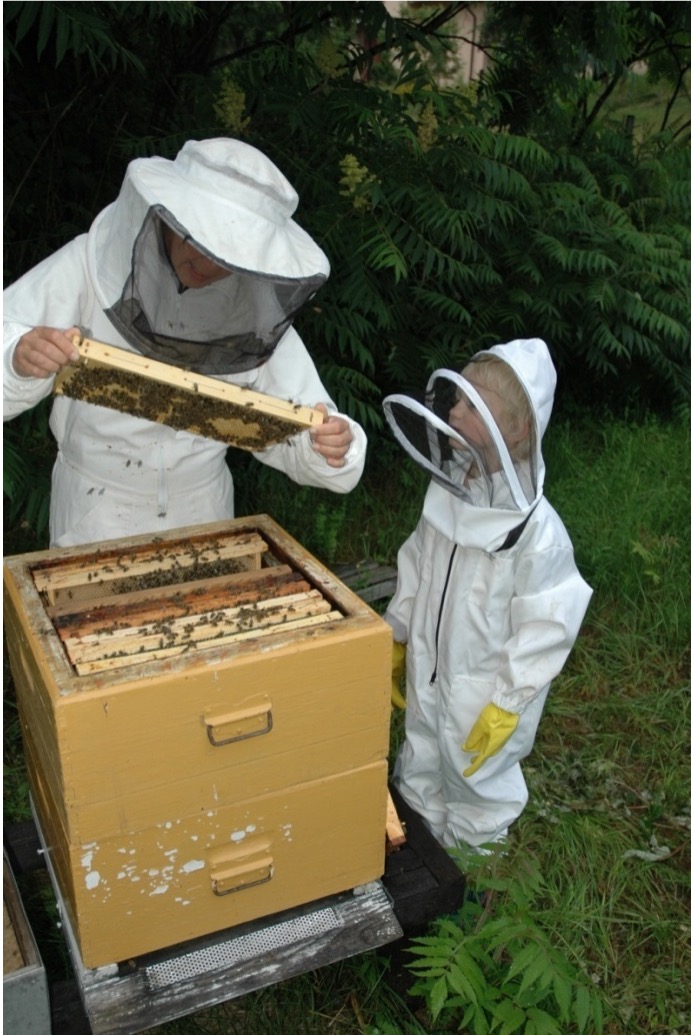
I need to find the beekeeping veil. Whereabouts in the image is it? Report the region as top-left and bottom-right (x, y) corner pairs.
(383, 340), (556, 514)
(86, 139), (330, 375)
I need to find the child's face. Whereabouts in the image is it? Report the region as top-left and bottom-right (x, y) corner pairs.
(448, 378), (511, 471)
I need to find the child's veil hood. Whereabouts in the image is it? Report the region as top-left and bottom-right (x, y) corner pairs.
(479, 337), (556, 500)
(383, 338), (557, 552)
(483, 338), (556, 442)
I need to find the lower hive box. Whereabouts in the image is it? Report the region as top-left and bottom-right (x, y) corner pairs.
(3, 516), (392, 969)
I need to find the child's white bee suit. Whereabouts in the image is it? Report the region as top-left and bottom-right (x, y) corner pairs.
(383, 339), (592, 849)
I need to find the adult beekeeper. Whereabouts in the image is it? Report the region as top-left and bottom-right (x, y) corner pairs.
(383, 339), (592, 850)
(3, 138), (366, 547)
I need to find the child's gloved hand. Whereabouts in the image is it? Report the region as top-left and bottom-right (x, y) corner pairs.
(462, 703), (519, 777)
(391, 642), (407, 709)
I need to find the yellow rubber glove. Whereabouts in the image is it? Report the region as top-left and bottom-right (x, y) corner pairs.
(391, 641), (407, 709)
(462, 703), (519, 777)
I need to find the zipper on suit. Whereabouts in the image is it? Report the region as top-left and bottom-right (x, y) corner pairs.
(430, 543), (457, 684)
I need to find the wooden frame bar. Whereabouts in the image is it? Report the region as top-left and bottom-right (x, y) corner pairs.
(54, 337), (324, 448)
(25, 523), (349, 675)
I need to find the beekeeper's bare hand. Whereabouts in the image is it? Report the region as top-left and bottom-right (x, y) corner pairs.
(12, 326), (81, 378)
(310, 404), (353, 467)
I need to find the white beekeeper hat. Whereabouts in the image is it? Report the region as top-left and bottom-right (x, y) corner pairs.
(126, 138), (330, 281)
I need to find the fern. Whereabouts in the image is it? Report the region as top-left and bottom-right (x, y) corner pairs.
(4, 1), (151, 72)
(407, 845), (605, 1035)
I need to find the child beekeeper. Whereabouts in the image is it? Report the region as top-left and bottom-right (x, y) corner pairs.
(383, 338), (592, 850)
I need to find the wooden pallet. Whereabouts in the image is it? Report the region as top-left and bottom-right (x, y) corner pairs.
(331, 560), (398, 606)
(54, 337), (324, 449)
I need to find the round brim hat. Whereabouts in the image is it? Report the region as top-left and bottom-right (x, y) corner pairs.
(126, 138), (330, 282)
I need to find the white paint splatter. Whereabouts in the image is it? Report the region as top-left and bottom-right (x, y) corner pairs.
(179, 859), (204, 874)
(85, 871), (101, 890)
(149, 885), (169, 896)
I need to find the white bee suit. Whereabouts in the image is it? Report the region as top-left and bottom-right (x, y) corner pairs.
(3, 139), (367, 547)
(383, 339), (592, 849)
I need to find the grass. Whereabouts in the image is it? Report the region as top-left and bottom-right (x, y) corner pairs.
(3, 413), (690, 1034)
(599, 71), (691, 139)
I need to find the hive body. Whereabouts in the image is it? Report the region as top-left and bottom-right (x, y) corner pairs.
(4, 516), (392, 968)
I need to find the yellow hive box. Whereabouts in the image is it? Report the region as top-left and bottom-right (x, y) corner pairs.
(3, 516), (392, 969)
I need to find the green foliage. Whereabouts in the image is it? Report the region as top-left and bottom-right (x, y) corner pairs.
(543, 415), (690, 659)
(3, 398), (54, 549)
(407, 846), (605, 1035)
(3, 1), (690, 432)
(3, 698), (31, 823)
(3, 1), (149, 72)
(479, 2), (690, 143)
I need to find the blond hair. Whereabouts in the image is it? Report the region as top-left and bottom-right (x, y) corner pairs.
(462, 354), (532, 459)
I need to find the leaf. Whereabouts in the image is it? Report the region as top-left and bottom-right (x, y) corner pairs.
(574, 984), (598, 1034)
(490, 999), (526, 1034)
(429, 975), (449, 1022)
(525, 1006), (563, 1035)
(552, 972), (573, 1022)
(11, 1), (41, 45)
(446, 954), (485, 1005)
(55, 6), (72, 66)
(36, 0), (55, 59)
(505, 941), (544, 983)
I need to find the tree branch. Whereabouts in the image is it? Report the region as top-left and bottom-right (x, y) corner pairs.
(577, 72), (623, 143)
(207, 1), (470, 72)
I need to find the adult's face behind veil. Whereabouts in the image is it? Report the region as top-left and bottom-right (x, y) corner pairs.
(162, 227), (232, 289)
